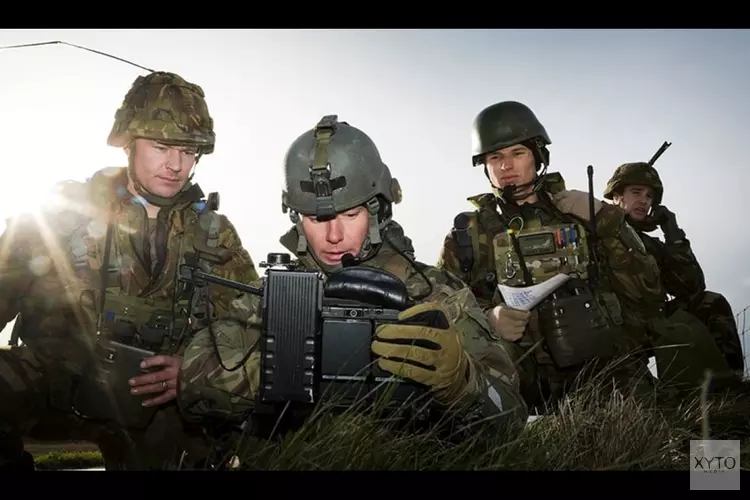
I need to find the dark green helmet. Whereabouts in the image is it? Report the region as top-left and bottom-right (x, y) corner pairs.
(282, 115), (402, 256)
(603, 162), (664, 205)
(471, 101), (552, 203)
(471, 100), (551, 167)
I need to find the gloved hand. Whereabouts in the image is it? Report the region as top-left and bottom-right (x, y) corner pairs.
(650, 205), (684, 241)
(650, 204), (675, 227)
(487, 304), (529, 341)
(372, 301), (470, 405)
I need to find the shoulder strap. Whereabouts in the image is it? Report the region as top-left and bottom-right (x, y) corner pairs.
(380, 252), (413, 284)
(452, 213), (474, 276)
(466, 192), (497, 211)
(444, 195), (508, 301)
(96, 205), (119, 328)
(191, 192), (232, 265)
(378, 253), (433, 301)
(476, 202), (506, 234)
(451, 193), (503, 281)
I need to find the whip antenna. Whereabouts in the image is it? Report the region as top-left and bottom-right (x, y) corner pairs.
(0, 40), (154, 72)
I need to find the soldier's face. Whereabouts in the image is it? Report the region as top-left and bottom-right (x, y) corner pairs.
(301, 206), (370, 265)
(484, 144), (536, 189)
(125, 138), (197, 198)
(614, 185), (654, 221)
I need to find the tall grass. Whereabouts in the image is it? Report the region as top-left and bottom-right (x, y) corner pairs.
(36, 357), (750, 471)
(206, 359), (750, 471)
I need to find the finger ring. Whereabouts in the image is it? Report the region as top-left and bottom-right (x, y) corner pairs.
(162, 381), (169, 390)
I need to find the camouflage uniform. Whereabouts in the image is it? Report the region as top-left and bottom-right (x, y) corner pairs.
(177, 116), (528, 450)
(0, 72), (258, 470)
(437, 101), (655, 412)
(603, 162), (742, 383)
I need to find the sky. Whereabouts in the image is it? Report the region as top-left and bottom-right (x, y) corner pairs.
(0, 29), (748, 370)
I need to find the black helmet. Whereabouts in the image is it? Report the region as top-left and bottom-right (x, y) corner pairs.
(471, 100), (551, 167)
(471, 101), (552, 202)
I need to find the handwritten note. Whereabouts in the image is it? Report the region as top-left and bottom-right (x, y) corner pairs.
(497, 273), (571, 311)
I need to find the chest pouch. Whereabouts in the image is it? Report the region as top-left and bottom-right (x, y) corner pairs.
(99, 294), (187, 352)
(536, 277), (620, 369)
(493, 222), (619, 369)
(493, 222), (591, 287)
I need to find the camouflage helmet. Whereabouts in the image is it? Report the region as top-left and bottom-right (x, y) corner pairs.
(603, 162), (664, 205)
(282, 115), (402, 253)
(471, 100), (551, 167)
(107, 71), (215, 154)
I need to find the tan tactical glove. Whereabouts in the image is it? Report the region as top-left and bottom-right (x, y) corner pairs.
(488, 305), (530, 341)
(372, 301), (470, 406)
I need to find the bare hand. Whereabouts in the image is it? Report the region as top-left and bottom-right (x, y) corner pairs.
(488, 305), (530, 341)
(128, 355), (182, 407)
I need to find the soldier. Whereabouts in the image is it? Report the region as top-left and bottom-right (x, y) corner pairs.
(603, 161), (744, 381)
(436, 100), (656, 413)
(177, 115), (529, 448)
(0, 71), (259, 470)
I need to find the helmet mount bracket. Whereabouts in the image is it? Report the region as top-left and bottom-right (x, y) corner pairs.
(298, 115), (348, 221)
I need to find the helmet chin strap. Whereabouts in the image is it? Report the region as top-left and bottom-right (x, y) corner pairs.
(290, 197), (392, 275)
(484, 139), (550, 206)
(126, 142), (199, 208)
(488, 163), (548, 207)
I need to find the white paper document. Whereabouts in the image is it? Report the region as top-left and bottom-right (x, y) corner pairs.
(497, 273), (571, 311)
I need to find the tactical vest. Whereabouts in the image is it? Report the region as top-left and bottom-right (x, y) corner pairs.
(450, 193), (506, 301)
(10, 184), (227, 356)
(88, 196), (227, 356)
(451, 193), (623, 370)
(492, 218), (592, 287)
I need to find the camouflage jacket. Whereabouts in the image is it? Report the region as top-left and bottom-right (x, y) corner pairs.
(436, 172), (666, 320)
(178, 220), (529, 429)
(0, 166), (258, 374)
(633, 225), (705, 301)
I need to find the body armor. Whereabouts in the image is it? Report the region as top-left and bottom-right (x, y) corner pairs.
(478, 212), (620, 371)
